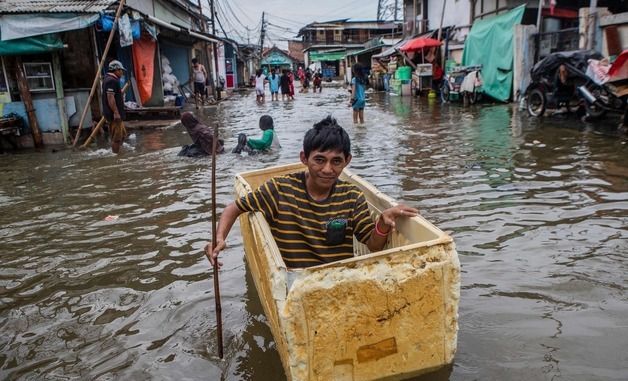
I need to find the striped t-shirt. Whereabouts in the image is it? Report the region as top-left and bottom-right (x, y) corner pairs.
(236, 171), (375, 268)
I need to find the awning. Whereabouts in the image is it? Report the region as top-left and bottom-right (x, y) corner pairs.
(146, 15), (221, 44)
(346, 44), (387, 57)
(309, 50), (346, 62)
(0, 13), (99, 41)
(0, 34), (64, 55)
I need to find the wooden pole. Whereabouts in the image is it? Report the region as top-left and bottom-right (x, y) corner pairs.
(211, 123), (224, 359)
(13, 56), (43, 148)
(437, 0), (447, 41)
(587, 0), (598, 50)
(72, 0), (126, 147)
(80, 82), (130, 149)
(52, 52), (70, 144)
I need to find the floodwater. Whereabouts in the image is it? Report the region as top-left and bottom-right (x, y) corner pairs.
(1, 86), (627, 381)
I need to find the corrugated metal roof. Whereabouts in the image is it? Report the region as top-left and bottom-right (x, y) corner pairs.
(0, 0), (116, 14)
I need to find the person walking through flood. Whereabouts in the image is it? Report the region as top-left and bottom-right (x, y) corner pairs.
(190, 58), (208, 108)
(350, 63), (367, 124)
(280, 69), (291, 101)
(178, 112), (224, 157)
(231, 115), (280, 154)
(288, 70), (295, 100)
(206, 115), (418, 269)
(102, 60), (128, 154)
(269, 68), (280, 101)
(313, 69), (323, 93)
(254, 69), (267, 104)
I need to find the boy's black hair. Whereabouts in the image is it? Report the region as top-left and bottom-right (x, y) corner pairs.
(192, 58), (198, 64)
(303, 116), (351, 159)
(259, 115), (274, 130)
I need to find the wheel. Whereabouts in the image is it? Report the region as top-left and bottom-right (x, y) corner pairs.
(441, 83), (450, 103)
(585, 100), (607, 118)
(469, 88), (482, 104)
(527, 88), (546, 117)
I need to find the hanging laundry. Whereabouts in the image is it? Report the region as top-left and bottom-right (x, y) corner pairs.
(119, 14), (133, 47)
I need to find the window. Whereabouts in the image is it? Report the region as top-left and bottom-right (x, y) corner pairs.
(23, 62), (54, 91)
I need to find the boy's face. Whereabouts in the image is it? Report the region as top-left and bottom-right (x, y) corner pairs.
(300, 149), (351, 189)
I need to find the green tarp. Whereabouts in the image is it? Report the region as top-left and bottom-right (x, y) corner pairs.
(462, 5), (525, 102)
(309, 51), (346, 62)
(0, 34), (64, 56)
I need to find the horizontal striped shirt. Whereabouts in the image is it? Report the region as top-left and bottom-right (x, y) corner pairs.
(236, 171), (374, 268)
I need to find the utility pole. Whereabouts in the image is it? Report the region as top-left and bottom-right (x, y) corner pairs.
(413, 0), (417, 35)
(587, 0), (598, 50)
(377, 0), (381, 20)
(259, 12), (266, 53)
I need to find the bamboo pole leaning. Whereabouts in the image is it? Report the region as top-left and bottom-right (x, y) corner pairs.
(72, 0), (126, 147)
(210, 124), (224, 359)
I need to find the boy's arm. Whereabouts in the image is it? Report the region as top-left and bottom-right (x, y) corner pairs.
(205, 202), (244, 267)
(365, 205), (419, 252)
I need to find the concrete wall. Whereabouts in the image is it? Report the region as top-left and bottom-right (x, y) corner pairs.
(153, 0), (191, 27)
(0, 95), (82, 132)
(513, 24), (537, 101)
(126, 0), (154, 16)
(600, 12), (628, 57)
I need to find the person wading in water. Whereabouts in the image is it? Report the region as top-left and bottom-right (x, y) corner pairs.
(206, 116), (418, 269)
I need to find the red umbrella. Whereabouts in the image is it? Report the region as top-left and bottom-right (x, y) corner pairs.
(399, 37), (442, 52)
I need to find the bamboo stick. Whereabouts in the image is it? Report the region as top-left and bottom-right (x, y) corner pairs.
(72, 0), (126, 147)
(211, 123), (224, 359)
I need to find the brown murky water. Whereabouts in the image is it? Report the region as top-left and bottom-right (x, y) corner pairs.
(1, 87), (627, 380)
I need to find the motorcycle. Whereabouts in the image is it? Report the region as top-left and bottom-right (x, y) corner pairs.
(441, 65), (483, 104)
(525, 50), (602, 117)
(577, 50), (628, 120)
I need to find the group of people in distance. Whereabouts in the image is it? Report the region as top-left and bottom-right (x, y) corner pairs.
(255, 67), (296, 103)
(297, 66), (323, 94)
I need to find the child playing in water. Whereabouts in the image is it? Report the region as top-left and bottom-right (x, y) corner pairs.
(232, 115), (280, 154)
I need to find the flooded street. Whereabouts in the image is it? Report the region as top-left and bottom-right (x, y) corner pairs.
(1, 86), (627, 380)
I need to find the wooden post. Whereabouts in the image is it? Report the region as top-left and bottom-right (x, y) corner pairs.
(52, 52), (69, 144)
(72, 0), (126, 147)
(210, 123), (224, 359)
(13, 56), (43, 148)
(587, 0), (598, 50)
(437, 0), (447, 41)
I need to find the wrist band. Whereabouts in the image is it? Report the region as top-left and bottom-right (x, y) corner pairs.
(374, 218), (391, 237)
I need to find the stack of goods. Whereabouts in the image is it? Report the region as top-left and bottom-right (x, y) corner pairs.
(161, 56), (180, 99)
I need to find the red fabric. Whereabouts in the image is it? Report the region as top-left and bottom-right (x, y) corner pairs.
(400, 37), (442, 52)
(432, 63), (443, 80)
(132, 36), (156, 104)
(541, 7), (577, 18)
(608, 50), (628, 82)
